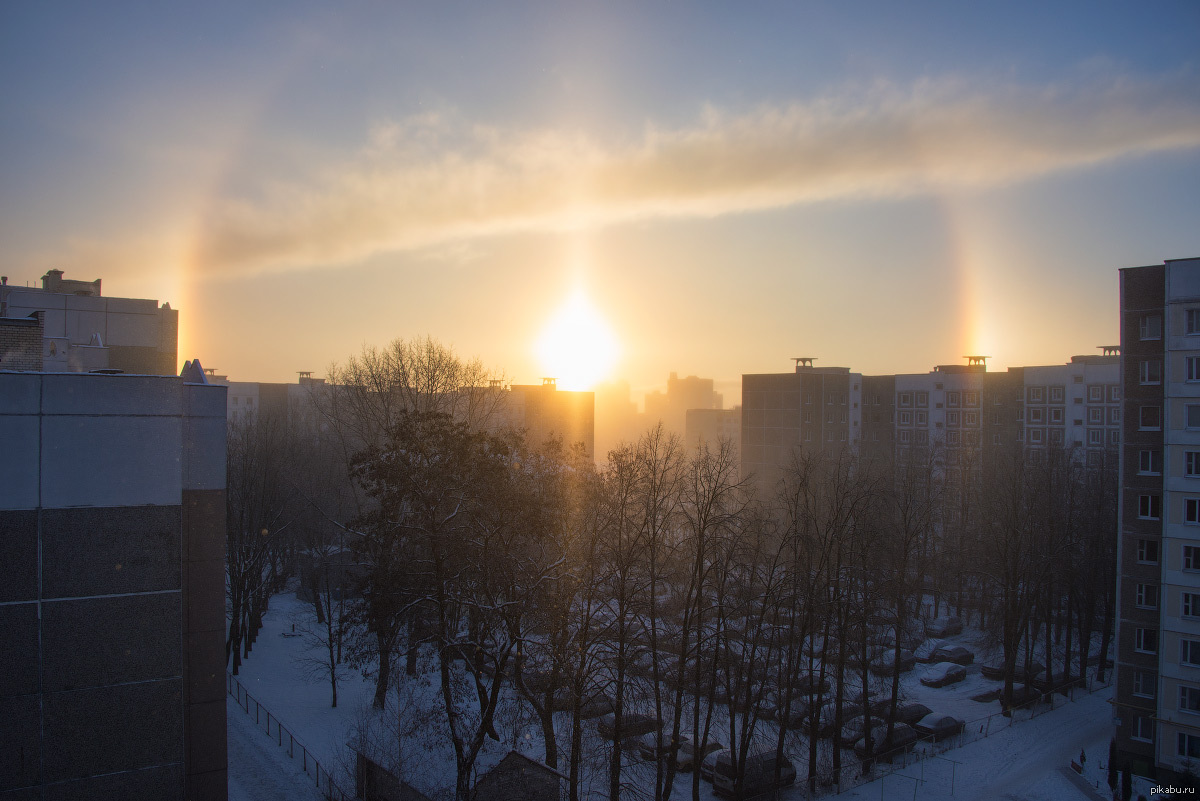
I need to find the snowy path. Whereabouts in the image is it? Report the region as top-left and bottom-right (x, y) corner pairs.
(837, 686), (1115, 801)
(227, 694), (323, 801)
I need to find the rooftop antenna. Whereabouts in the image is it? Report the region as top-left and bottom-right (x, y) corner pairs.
(1100, 345), (1120, 356)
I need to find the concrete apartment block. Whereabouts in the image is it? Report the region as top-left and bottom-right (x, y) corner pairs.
(0, 371), (227, 801)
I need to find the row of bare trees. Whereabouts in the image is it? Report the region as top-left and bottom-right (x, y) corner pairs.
(223, 337), (1118, 801)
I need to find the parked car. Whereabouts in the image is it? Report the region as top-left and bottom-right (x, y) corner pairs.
(929, 645), (974, 665)
(925, 616), (963, 637)
(914, 639), (947, 663)
(1003, 684), (1043, 707)
(854, 723), (918, 761)
(838, 716), (870, 747)
(700, 749), (728, 782)
(980, 659), (1045, 681)
(677, 739), (724, 772)
(920, 662), (967, 688)
(711, 749), (797, 797)
(895, 703), (933, 727)
(914, 713), (966, 742)
(597, 713), (661, 739)
(638, 732), (687, 761)
(775, 698), (809, 728)
(869, 649), (916, 676)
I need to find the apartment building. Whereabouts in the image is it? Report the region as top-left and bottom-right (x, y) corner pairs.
(0, 270), (178, 375)
(1116, 257), (1200, 781)
(0, 368), (228, 800)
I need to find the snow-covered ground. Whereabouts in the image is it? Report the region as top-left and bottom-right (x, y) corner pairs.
(227, 591), (1121, 801)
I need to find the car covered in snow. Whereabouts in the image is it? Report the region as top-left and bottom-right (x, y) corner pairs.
(920, 662), (967, 688)
(929, 645), (974, 665)
(914, 713), (966, 742)
(676, 739), (724, 772)
(853, 723), (918, 761)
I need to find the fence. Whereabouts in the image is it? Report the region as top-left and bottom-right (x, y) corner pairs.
(227, 671), (356, 801)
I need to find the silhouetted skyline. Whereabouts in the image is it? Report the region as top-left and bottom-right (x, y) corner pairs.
(3, 2), (1199, 397)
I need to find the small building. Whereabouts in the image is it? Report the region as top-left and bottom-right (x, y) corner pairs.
(472, 751), (566, 801)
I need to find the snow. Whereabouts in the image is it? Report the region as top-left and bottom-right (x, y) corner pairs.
(229, 591), (1120, 800)
(226, 694), (322, 801)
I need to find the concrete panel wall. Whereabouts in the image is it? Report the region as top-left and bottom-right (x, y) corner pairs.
(40, 416), (183, 508)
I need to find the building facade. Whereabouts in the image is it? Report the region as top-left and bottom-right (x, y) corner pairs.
(1116, 257), (1200, 781)
(0, 370), (227, 800)
(0, 270), (178, 375)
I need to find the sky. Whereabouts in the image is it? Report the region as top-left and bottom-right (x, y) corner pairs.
(2, 2), (1199, 405)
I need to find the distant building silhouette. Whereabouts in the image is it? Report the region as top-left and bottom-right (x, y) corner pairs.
(644, 372), (722, 439)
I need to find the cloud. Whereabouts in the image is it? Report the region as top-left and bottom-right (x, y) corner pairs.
(194, 74), (1200, 274)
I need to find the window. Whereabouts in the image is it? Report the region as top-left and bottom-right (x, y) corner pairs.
(1049, 408), (1064, 424)
(1136, 584), (1159, 609)
(1180, 733), (1200, 758)
(839, 410), (847, 424)
(1182, 639), (1200, 666)
(1140, 314), (1163, 340)
(1188, 308), (1200, 335)
(1088, 429), (1102, 446)
(947, 411), (960, 426)
(993, 433), (1002, 445)
(916, 391), (928, 406)
(1050, 386), (1064, 403)
(1017, 429), (1025, 442)
(1139, 495), (1162, 519)
(1137, 539), (1159, 564)
(900, 411), (912, 425)
(1188, 498), (1200, 524)
(916, 430), (928, 445)
(965, 431), (979, 446)
(1142, 406), (1162, 430)
(1186, 546), (1200, 571)
(1141, 360), (1163, 385)
(1133, 670), (1156, 698)
(1182, 686), (1200, 714)
(899, 392), (912, 407)
(802, 411), (812, 424)
(1191, 453), (1200, 477)
(1110, 407), (1121, 424)
(948, 391), (961, 407)
(1029, 429), (1043, 444)
(916, 411), (927, 425)
(1140, 450), (1162, 475)
(1109, 385), (1122, 403)
(1049, 429), (1064, 445)
(1016, 408), (1025, 422)
(1185, 593), (1200, 618)
(1028, 387), (1044, 403)
(1029, 408), (1044, 424)
(1190, 405), (1200, 429)
(1136, 628), (1158, 654)
(1089, 385), (1104, 403)
(965, 412), (978, 426)
(1088, 408), (1103, 424)
(948, 430), (960, 445)
(965, 391), (979, 406)
(1133, 716), (1154, 743)
(899, 430), (911, 444)
(1190, 357), (1200, 382)
(1111, 430), (1121, 446)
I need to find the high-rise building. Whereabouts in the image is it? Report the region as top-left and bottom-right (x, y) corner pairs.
(0, 367), (228, 800)
(1116, 256), (1200, 781)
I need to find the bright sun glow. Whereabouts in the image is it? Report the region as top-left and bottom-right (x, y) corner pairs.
(536, 291), (619, 391)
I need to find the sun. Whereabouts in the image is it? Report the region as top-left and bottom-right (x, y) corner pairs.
(536, 290), (619, 391)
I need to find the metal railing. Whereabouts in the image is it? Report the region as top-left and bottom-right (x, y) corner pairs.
(227, 671), (356, 801)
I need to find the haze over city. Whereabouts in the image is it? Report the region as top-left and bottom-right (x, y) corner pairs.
(3, 1), (1199, 407)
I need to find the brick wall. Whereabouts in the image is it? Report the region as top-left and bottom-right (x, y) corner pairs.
(0, 311), (44, 371)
